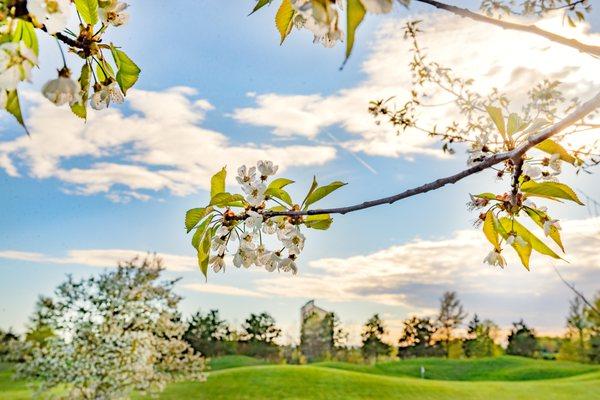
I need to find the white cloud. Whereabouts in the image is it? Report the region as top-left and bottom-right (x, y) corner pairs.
(0, 87), (336, 201)
(233, 13), (600, 158)
(0, 249), (197, 272)
(254, 216), (600, 309)
(182, 283), (266, 298)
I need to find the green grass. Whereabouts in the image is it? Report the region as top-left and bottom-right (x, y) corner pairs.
(316, 355), (600, 381)
(2, 357), (600, 400)
(207, 355), (270, 371)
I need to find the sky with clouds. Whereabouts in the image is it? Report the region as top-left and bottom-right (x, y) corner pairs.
(1, 0), (600, 345)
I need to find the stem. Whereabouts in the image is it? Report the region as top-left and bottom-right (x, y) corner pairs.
(263, 91), (600, 218)
(55, 39), (67, 69)
(415, 0), (600, 58)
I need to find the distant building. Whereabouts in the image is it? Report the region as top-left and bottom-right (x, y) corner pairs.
(300, 300), (334, 361)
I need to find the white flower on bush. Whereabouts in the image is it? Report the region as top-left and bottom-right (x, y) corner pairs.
(91, 81), (124, 110)
(100, 0), (130, 27)
(0, 42), (37, 90)
(27, 0), (71, 34)
(42, 68), (80, 106)
(360, 0), (393, 14)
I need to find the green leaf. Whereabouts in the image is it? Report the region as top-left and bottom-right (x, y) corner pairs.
(70, 63), (91, 120)
(483, 211), (500, 251)
(268, 178), (294, 190)
(499, 218), (532, 270)
(12, 20), (38, 55)
(535, 139), (578, 165)
(191, 217), (212, 249)
(6, 90), (27, 130)
(521, 181), (584, 205)
(485, 106), (506, 137)
(197, 227), (213, 279)
(501, 217), (561, 260)
(74, 0), (99, 26)
(304, 214), (333, 230)
(506, 113), (522, 136)
(304, 181), (347, 209)
(209, 192), (244, 207)
(275, 0), (295, 45)
(110, 44), (140, 95)
(345, 0), (366, 62)
(265, 187), (293, 205)
(96, 61), (115, 82)
(524, 208), (564, 252)
(250, 0), (272, 14)
(185, 207), (207, 233)
(210, 167), (227, 198)
(474, 192), (497, 200)
(302, 176), (319, 207)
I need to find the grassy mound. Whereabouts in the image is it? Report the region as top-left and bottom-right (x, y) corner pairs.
(316, 356), (600, 381)
(2, 358), (600, 400)
(150, 364), (600, 400)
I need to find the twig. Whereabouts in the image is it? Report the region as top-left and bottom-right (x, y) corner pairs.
(414, 0), (600, 58)
(264, 90), (600, 218)
(554, 266), (600, 317)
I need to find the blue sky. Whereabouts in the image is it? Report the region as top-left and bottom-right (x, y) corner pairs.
(1, 1), (600, 344)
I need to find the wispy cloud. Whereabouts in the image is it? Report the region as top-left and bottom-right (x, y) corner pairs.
(0, 87), (336, 202)
(182, 283), (266, 298)
(233, 13), (600, 158)
(0, 249), (197, 272)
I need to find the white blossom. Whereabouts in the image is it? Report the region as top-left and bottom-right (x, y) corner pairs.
(279, 257), (298, 274)
(257, 160), (279, 177)
(548, 153), (562, 173)
(262, 219), (277, 235)
(90, 81), (124, 110)
(246, 210), (263, 231)
(360, 0), (393, 14)
(239, 232), (257, 251)
(236, 165), (257, 189)
(42, 70), (80, 106)
(0, 42), (37, 90)
(291, 0), (343, 48)
(506, 234), (527, 247)
(0, 90), (6, 109)
(543, 219), (561, 236)
(278, 223), (305, 256)
(483, 249), (506, 268)
(209, 255), (225, 273)
(27, 0), (71, 34)
(233, 249), (255, 268)
(260, 251), (282, 272)
(244, 182), (266, 207)
(523, 164), (542, 180)
(100, 0), (130, 27)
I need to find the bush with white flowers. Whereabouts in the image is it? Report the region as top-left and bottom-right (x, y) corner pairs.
(0, 0), (139, 129)
(15, 256), (205, 399)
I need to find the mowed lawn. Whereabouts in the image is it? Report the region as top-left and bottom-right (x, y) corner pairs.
(2, 356), (600, 400)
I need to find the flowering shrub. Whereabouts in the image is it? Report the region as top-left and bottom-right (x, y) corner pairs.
(0, 0), (139, 130)
(15, 257), (205, 399)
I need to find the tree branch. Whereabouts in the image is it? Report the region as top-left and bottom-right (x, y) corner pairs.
(554, 266), (600, 317)
(264, 90), (600, 218)
(414, 0), (600, 58)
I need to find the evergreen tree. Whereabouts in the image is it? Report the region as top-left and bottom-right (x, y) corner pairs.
(361, 314), (391, 361)
(183, 309), (233, 357)
(397, 316), (443, 358)
(506, 319), (538, 358)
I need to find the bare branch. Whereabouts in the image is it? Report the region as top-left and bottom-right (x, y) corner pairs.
(554, 266), (600, 317)
(264, 90), (600, 218)
(414, 0), (600, 58)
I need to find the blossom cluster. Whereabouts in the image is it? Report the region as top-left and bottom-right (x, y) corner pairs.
(288, 0), (396, 48)
(187, 160), (344, 278)
(209, 161), (306, 275)
(1, 0), (136, 127)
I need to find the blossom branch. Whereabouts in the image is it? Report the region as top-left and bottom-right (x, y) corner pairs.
(265, 90), (600, 218)
(414, 0), (600, 58)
